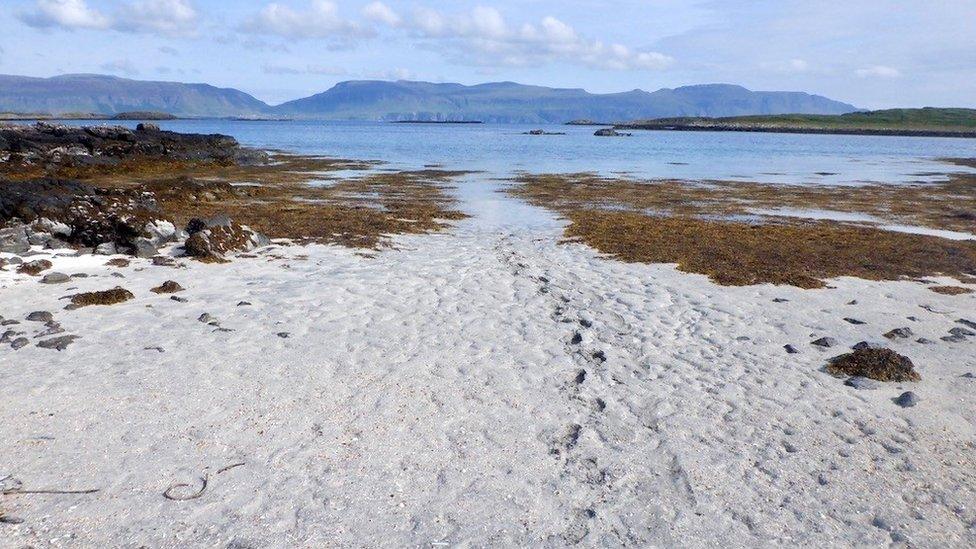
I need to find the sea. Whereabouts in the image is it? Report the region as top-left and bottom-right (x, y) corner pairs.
(44, 119), (976, 186)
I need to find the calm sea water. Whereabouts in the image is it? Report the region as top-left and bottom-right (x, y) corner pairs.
(48, 119), (976, 185)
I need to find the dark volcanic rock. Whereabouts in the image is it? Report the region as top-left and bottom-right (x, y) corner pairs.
(811, 337), (837, 348)
(0, 122), (267, 167)
(883, 327), (914, 340)
(826, 348), (921, 382)
(894, 391), (920, 408)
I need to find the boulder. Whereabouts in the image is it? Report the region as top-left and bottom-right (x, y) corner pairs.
(0, 226), (30, 253)
(182, 216), (269, 262)
(17, 259), (52, 276)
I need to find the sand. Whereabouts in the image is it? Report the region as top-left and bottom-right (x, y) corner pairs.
(1, 179), (975, 547)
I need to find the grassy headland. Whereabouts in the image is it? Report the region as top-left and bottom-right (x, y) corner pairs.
(615, 108), (976, 137)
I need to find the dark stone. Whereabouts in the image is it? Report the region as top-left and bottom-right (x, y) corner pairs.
(39, 272), (70, 284)
(852, 341), (884, 351)
(949, 327), (975, 337)
(784, 344), (799, 354)
(844, 376), (880, 390)
(36, 334), (79, 351)
(884, 327), (914, 339)
(26, 311), (53, 322)
(843, 318), (866, 325)
(894, 391), (919, 408)
(957, 319), (976, 330)
(811, 337), (837, 348)
(10, 337), (29, 350)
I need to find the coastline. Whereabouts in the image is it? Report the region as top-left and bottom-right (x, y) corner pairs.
(612, 123), (976, 139)
(2, 124), (975, 546)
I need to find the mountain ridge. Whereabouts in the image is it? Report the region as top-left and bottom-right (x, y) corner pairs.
(0, 74), (860, 123)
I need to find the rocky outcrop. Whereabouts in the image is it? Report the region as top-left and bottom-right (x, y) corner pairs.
(182, 215), (270, 262)
(0, 178), (179, 255)
(0, 122), (268, 168)
(594, 128), (632, 137)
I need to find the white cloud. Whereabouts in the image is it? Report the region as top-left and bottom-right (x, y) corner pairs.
(377, 5), (673, 71)
(855, 65), (902, 79)
(115, 0), (198, 35)
(365, 67), (415, 80)
(19, 0), (110, 30)
(262, 62), (349, 76)
(362, 2), (400, 27)
(242, 0), (371, 40)
(18, 0), (197, 35)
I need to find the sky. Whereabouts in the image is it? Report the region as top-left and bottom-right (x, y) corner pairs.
(1, 0), (974, 108)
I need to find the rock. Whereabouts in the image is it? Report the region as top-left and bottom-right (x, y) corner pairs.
(136, 122), (160, 132)
(10, 337), (29, 350)
(844, 376), (880, 390)
(0, 329), (19, 342)
(811, 337), (837, 348)
(894, 391), (920, 408)
(68, 287), (134, 307)
(198, 313), (215, 323)
(0, 226), (30, 253)
(182, 216), (270, 262)
(36, 335), (79, 351)
(941, 334), (967, 343)
(916, 338), (935, 345)
(237, 301), (252, 306)
(145, 220), (179, 245)
(962, 372), (976, 379)
(843, 318), (866, 325)
(7, 256), (23, 264)
(151, 255), (177, 267)
(772, 298), (789, 303)
(0, 320), (19, 326)
(276, 332), (290, 338)
(39, 272), (70, 284)
(131, 237), (157, 258)
(826, 348), (921, 382)
(852, 341), (885, 351)
(884, 327), (914, 339)
(170, 295), (188, 303)
(949, 326), (975, 337)
(784, 344), (799, 354)
(105, 258), (130, 267)
(594, 128), (631, 137)
(25, 311), (53, 322)
(16, 259), (53, 276)
(150, 280), (184, 294)
(75, 247), (94, 256)
(957, 319), (976, 330)
(95, 242), (118, 255)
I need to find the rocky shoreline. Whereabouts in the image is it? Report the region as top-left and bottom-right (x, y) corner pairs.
(0, 123), (271, 263)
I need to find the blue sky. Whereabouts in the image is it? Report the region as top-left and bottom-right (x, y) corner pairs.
(1, 0), (974, 108)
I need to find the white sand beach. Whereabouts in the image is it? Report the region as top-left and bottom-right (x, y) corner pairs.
(2, 180), (974, 547)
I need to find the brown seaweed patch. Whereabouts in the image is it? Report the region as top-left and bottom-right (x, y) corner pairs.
(929, 285), (974, 295)
(559, 210), (976, 288)
(69, 287), (135, 307)
(826, 348), (921, 382)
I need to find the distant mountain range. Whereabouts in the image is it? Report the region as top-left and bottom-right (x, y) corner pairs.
(0, 74), (859, 123)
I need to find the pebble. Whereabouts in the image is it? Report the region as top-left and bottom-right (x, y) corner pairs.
(10, 338), (29, 350)
(843, 318), (866, 325)
(277, 332), (290, 338)
(237, 301), (252, 307)
(198, 313), (215, 323)
(39, 272), (70, 284)
(949, 327), (975, 337)
(845, 376), (880, 390)
(810, 337), (837, 348)
(916, 338), (935, 345)
(170, 296), (188, 303)
(941, 334), (967, 343)
(852, 340), (884, 351)
(894, 391), (920, 408)
(962, 373), (976, 379)
(772, 298), (789, 303)
(883, 327), (914, 339)
(26, 311), (53, 322)
(957, 319), (976, 330)
(784, 344), (799, 354)
(1, 319), (20, 326)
